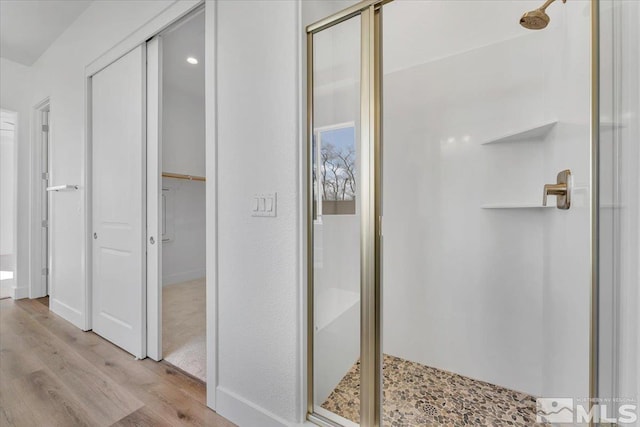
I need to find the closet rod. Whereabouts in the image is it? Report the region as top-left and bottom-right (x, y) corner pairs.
(162, 172), (206, 182)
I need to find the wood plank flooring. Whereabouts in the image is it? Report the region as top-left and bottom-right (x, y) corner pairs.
(0, 298), (236, 427)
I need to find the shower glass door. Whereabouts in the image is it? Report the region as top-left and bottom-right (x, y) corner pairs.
(308, 11), (364, 427)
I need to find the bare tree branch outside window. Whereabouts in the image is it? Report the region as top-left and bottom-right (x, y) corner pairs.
(319, 137), (356, 201)
(313, 125), (357, 216)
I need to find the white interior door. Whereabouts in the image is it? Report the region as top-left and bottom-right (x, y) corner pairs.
(92, 45), (146, 359)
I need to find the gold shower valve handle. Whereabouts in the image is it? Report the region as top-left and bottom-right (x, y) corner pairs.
(543, 183), (567, 204)
(542, 169), (572, 210)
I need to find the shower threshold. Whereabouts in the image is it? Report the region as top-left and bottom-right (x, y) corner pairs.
(321, 354), (540, 426)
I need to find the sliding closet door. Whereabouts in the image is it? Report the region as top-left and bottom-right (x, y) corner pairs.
(92, 45), (146, 359)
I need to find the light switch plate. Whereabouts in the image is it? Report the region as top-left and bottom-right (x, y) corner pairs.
(252, 193), (277, 217)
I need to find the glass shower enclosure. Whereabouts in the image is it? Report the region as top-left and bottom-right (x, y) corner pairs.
(307, 1), (599, 426)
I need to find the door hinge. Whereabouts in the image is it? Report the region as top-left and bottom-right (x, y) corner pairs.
(42, 124), (49, 132)
(42, 220), (48, 228)
(41, 267), (49, 276)
(42, 172), (49, 180)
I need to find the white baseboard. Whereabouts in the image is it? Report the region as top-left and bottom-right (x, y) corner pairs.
(12, 285), (29, 300)
(216, 387), (291, 427)
(162, 269), (206, 286)
(50, 298), (86, 330)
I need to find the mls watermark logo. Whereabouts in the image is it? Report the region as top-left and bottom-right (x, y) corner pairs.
(537, 397), (638, 424)
(536, 398), (574, 423)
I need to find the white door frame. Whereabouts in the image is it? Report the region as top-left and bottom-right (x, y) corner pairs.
(203, 1), (218, 409)
(83, 0), (217, 408)
(1, 109), (19, 299)
(29, 98), (51, 300)
(146, 35), (162, 361)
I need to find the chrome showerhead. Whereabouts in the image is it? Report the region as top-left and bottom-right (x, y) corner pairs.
(520, 0), (567, 30)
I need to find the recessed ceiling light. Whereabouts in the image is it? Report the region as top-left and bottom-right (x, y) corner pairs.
(186, 57), (198, 65)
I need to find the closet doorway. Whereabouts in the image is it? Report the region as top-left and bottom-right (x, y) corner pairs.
(149, 8), (206, 381)
(88, 0), (206, 379)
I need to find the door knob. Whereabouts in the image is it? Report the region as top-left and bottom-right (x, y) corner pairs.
(94, 232), (98, 239)
(543, 169), (572, 210)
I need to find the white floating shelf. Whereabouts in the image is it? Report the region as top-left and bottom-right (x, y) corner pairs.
(481, 120), (558, 145)
(46, 184), (79, 192)
(481, 203), (553, 209)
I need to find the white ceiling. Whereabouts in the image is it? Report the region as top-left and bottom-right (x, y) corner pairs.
(0, 0), (92, 65)
(162, 11), (205, 100)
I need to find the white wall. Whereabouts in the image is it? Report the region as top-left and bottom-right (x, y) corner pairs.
(0, 58), (32, 299)
(162, 178), (205, 285)
(381, 19), (553, 396)
(214, 1), (302, 425)
(162, 85), (206, 177)
(23, 0), (175, 327)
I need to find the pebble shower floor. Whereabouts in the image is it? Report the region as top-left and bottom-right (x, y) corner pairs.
(321, 354), (540, 426)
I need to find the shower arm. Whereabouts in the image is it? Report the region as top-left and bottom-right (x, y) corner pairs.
(538, 0), (567, 13)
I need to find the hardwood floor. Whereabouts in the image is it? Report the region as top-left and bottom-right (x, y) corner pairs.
(0, 298), (236, 427)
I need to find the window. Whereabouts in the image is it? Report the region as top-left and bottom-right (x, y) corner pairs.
(314, 122), (356, 216)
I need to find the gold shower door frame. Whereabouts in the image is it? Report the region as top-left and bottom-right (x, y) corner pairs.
(306, 1), (600, 426)
(307, 2), (386, 425)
